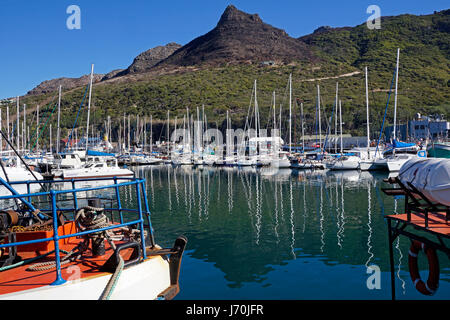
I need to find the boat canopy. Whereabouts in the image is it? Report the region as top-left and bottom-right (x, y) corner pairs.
(393, 139), (416, 149)
(398, 157), (450, 206)
(86, 149), (115, 157)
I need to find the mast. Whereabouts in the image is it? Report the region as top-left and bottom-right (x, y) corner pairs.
(167, 110), (170, 156)
(273, 91), (276, 132)
(0, 109), (2, 154)
(56, 85), (61, 153)
(254, 79), (259, 158)
(36, 105), (39, 152)
(144, 116), (147, 153)
(317, 85), (322, 151)
(226, 110), (230, 158)
(150, 115), (153, 154)
(49, 124), (52, 153)
(289, 73), (292, 153)
(335, 82), (338, 153)
(365, 66), (370, 158)
(127, 115), (130, 152)
(123, 113), (126, 153)
(6, 106), (9, 151)
(301, 102), (305, 154)
(85, 64), (94, 152)
(339, 100), (343, 154)
(23, 104), (26, 153)
(16, 97), (19, 151)
(393, 48), (400, 143)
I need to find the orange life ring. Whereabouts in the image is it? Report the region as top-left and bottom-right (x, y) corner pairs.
(408, 240), (440, 295)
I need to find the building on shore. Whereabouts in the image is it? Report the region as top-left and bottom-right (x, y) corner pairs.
(385, 113), (449, 141)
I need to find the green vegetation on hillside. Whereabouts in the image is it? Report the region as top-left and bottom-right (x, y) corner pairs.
(4, 9), (449, 147)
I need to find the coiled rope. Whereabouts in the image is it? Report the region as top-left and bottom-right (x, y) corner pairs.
(17, 206), (144, 299)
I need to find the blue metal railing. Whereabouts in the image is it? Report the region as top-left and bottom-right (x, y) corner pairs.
(0, 176), (152, 285)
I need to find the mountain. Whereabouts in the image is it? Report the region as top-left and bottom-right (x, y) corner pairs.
(27, 74), (104, 96)
(116, 42), (182, 76)
(298, 8), (450, 106)
(8, 5), (450, 143)
(155, 5), (318, 68)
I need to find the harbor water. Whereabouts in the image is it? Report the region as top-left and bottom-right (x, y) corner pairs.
(5, 165), (447, 300)
(126, 165), (450, 300)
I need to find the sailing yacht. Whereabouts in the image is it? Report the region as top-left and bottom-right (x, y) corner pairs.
(61, 157), (134, 180)
(381, 48), (426, 172)
(0, 158), (43, 196)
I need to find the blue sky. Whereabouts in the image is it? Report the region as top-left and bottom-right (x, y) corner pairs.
(0, 0), (448, 99)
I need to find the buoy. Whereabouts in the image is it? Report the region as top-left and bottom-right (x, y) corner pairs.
(408, 240), (439, 295)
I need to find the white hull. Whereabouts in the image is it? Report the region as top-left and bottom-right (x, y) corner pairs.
(359, 159), (386, 171)
(0, 167), (43, 197)
(0, 255), (172, 300)
(62, 167), (134, 179)
(328, 157), (360, 170)
(270, 158), (291, 168)
(386, 154), (419, 172)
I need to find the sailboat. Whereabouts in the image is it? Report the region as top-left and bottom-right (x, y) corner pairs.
(269, 77), (291, 169)
(237, 80), (258, 167)
(381, 49), (426, 172)
(224, 110), (237, 166)
(359, 67), (385, 171)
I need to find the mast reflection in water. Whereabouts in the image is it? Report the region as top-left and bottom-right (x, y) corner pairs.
(129, 165), (450, 299)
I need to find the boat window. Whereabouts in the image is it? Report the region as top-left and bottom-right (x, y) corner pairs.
(71, 155), (76, 159)
(95, 164), (103, 167)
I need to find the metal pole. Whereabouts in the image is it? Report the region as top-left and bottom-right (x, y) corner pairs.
(57, 85), (61, 153)
(85, 64), (94, 152)
(393, 48), (400, 143)
(50, 190), (67, 286)
(289, 74), (292, 153)
(16, 97), (19, 151)
(365, 67), (370, 158)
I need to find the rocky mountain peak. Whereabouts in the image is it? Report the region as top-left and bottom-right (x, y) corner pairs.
(217, 5), (262, 26)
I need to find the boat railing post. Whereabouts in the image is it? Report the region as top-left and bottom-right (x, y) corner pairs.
(141, 181), (155, 247)
(135, 180), (147, 260)
(26, 181), (31, 203)
(114, 177), (124, 224)
(71, 179), (78, 215)
(387, 219), (396, 300)
(50, 190), (66, 285)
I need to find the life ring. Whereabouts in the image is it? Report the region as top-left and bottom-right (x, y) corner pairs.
(408, 240), (439, 295)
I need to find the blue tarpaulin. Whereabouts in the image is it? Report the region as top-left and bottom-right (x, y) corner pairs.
(393, 139), (416, 149)
(86, 149), (115, 157)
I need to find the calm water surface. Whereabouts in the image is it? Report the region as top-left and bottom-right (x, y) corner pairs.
(13, 165), (446, 300)
(126, 165), (450, 300)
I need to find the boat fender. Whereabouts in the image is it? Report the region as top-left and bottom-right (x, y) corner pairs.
(408, 240), (439, 295)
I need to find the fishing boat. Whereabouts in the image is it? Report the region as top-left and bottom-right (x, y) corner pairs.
(0, 173), (187, 300)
